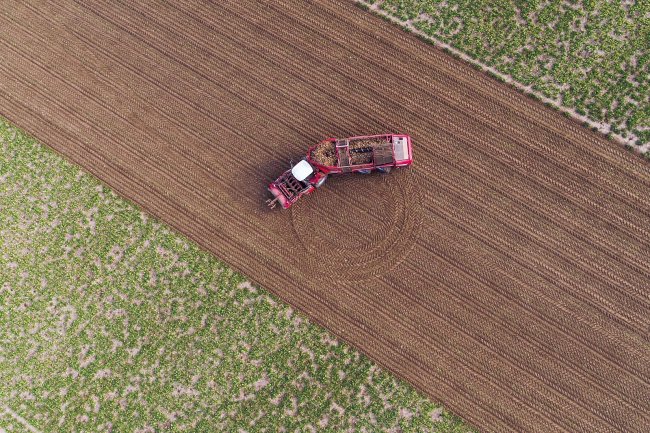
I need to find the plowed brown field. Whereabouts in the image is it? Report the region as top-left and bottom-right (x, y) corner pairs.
(1, 1), (649, 431)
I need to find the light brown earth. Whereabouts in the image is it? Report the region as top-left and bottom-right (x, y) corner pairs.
(1, 1), (649, 432)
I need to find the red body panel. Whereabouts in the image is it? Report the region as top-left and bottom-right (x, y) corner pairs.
(306, 134), (413, 174)
(267, 134), (412, 209)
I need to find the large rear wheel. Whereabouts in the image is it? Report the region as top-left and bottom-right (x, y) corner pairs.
(315, 174), (328, 188)
(378, 166), (392, 174)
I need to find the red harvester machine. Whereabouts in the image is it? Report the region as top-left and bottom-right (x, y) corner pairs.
(266, 134), (413, 209)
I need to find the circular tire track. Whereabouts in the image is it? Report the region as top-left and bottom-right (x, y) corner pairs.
(291, 169), (423, 282)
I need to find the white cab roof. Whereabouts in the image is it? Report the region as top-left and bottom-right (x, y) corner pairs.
(291, 159), (314, 181)
(393, 136), (409, 161)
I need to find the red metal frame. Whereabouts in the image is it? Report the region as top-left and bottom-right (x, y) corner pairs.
(267, 134), (413, 209)
(306, 134), (412, 174)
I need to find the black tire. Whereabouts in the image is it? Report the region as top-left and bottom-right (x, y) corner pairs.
(378, 166), (392, 174)
(358, 169), (372, 174)
(315, 175), (328, 188)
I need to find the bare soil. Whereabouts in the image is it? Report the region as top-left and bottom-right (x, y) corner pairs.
(0, 1), (649, 432)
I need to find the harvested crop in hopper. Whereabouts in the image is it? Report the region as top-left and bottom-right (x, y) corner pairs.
(311, 140), (337, 166)
(350, 139), (388, 164)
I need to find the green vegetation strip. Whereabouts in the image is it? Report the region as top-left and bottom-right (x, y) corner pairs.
(362, 0), (650, 151)
(0, 118), (472, 431)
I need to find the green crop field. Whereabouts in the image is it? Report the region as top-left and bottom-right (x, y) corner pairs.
(362, 0), (650, 153)
(0, 118), (472, 432)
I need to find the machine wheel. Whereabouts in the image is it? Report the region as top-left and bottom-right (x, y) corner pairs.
(314, 175), (328, 188)
(378, 167), (392, 174)
(358, 169), (372, 174)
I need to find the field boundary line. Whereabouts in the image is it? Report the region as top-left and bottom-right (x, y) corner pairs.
(354, 0), (648, 154)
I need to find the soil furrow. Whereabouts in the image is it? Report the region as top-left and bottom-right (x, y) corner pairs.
(417, 153), (650, 306)
(419, 185), (646, 333)
(398, 242), (650, 406)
